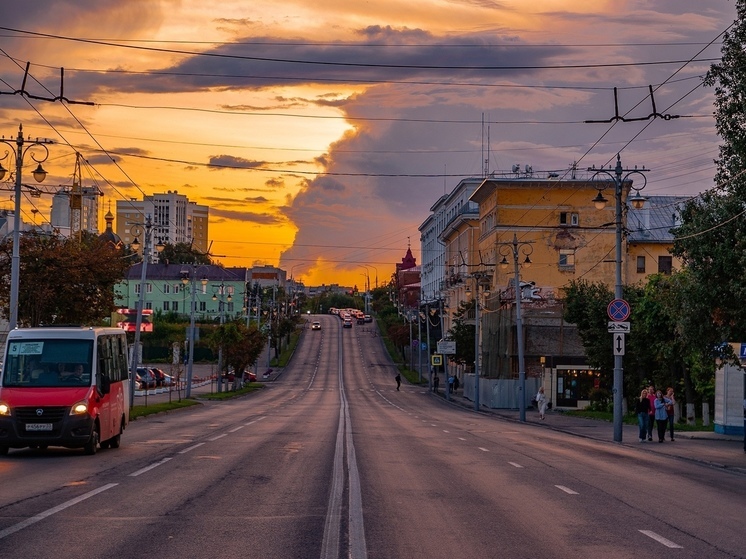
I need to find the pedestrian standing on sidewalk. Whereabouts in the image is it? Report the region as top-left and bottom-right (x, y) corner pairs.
(635, 389), (652, 442)
(395, 373), (401, 391)
(453, 376), (460, 393)
(536, 386), (548, 420)
(653, 390), (673, 442)
(646, 384), (657, 441)
(433, 373), (440, 393)
(665, 387), (676, 441)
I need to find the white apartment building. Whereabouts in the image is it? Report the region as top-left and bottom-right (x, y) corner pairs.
(418, 178), (482, 305)
(50, 189), (100, 237)
(116, 191), (209, 256)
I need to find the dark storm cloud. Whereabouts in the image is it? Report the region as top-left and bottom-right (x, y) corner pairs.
(75, 26), (566, 95)
(208, 155), (267, 169)
(210, 208), (285, 225)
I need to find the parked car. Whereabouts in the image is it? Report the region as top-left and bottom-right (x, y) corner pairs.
(136, 367), (156, 389)
(150, 367), (167, 387)
(243, 370), (257, 383)
(161, 373), (175, 387)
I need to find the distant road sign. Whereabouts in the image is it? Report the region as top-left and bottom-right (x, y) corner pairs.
(431, 354), (443, 366)
(607, 321), (630, 333)
(613, 333), (626, 356)
(608, 299), (631, 322)
(437, 340), (456, 355)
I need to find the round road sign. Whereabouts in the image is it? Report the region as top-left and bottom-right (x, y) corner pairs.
(607, 299), (631, 322)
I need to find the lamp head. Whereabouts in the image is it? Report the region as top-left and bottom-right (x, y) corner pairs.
(32, 163), (47, 183)
(592, 190), (608, 210)
(500, 256), (509, 270)
(130, 237), (141, 252)
(629, 191), (647, 210)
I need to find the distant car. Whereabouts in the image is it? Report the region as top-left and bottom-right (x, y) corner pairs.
(364, 314), (372, 322)
(357, 316), (365, 325)
(311, 321), (321, 330)
(161, 373), (175, 386)
(150, 367), (167, 387)
(243, 370), (257, 383)
(343, 318), (352, 328)
(136, 367), (156, 389)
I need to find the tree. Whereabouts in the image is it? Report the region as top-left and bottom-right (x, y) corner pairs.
(673, 1), (746, 359)
(447, 300), (475, 368)
(207, 320), (265, 389)
(0, 231), (129, 326)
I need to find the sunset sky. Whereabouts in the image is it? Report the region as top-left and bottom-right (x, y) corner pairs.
(0, 1), (736, 287)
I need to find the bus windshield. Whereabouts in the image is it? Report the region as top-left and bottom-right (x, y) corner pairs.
(3, 338), (93, 388)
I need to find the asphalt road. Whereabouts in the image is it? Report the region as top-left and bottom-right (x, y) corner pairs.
(0, 314), (744, 558)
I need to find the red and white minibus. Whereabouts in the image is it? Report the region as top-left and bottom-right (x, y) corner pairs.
(0, 327), (130, 455)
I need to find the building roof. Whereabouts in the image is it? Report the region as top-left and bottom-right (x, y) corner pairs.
(126, 263), (246, 282)
(627, 195), (689, 243)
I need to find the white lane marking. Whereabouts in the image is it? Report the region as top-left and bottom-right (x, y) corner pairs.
(478, 447), (489, 452)
(244, 416), (266, 426)
(0, 483), (118, 540)
(443, 430), (450, 433)
(208, 433), (228, 441)
(229, 425), (245, 433)
(508, 462), (523, 468)
(639, 530), (683, 548)
(458, 437), (467, 441)
(179, 442), (205, 454)
(555, 485), (579, 495)
(431, 424), (437, 427)
(129, 457), (173, 477)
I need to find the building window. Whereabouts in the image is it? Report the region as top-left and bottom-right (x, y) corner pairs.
(559, 249), (575, 269)
(145, 302), (152, 310)
(163, 283), (170, 294)
(172, 301), (179, 312)
(560, 212), (579, 226)
(135, 283), (153, 295)
(658, 256), (673, 275)
(199, 301), (206, 312)
(163, 301), (170, 311)
(636, 255), (646, 274)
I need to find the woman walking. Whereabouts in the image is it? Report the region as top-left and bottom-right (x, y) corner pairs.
(536, 387), (548, 420)
(635, 389), (651, 442)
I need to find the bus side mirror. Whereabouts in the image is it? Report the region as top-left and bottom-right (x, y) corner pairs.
(100, 375), (111, 395)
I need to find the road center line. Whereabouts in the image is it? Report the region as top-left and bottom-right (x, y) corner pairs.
(179, 442), (205, 454)
(555, 485), (579, 495)
(639, 530), (683, 548)
(229, 425), (244, 433)
(478, 447), (489, 452)
(0, 483), (118, 540)
(508, 462), (524, 468)
(208, 433), (228, 441)
(129, 457), (173, 477)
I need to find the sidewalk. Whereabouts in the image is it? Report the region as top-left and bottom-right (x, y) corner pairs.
(436, 387), (746, 475)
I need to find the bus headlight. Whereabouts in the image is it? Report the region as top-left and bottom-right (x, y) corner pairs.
(70, 401), (88, 416)
(0, 402), (10, 416)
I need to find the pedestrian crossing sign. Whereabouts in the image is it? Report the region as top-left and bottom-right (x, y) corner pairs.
(431, 354), (443, 366)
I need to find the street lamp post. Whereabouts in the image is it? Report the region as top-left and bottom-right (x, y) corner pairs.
(212, 282), (232, 393)
(127, 215), (164, 408)
(498, 234), (534, 422)
(0, 124), (52, 330)
(590, 154), (648, 442)
(181, 265), (209, 398)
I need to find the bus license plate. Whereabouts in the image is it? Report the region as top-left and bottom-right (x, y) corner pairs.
(26, 423), (52, 431)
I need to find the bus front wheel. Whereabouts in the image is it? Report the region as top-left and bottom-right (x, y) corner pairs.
(84, 424), (100, 455)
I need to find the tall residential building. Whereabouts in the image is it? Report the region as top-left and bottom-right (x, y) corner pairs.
(50, 189), (100, 237)
(116, 191), (209, 256)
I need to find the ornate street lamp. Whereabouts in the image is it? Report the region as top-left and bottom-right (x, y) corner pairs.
(589, 154), (648, 442)
(0, 124), (53, 330)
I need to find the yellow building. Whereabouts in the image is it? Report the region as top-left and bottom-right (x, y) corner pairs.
(465, 169), (685, 408)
